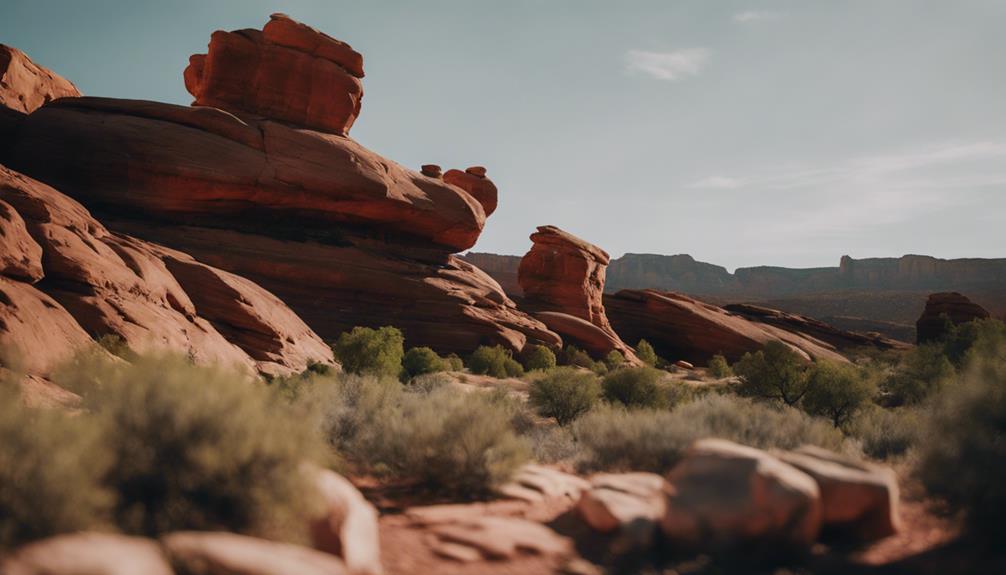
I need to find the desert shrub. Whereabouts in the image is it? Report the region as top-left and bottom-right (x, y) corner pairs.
(333, 326), (404, 378)
(604, 350), (627, 370)
(82, 355), (328, 539)
(407, 372), (453, 394)
(574, 394), (847, 473)
(601, 366), (668, 409)
(525, 425), (580, 464)
(0, 387), (113, 550)
(635, 339), (658, 366)
(467, 345), (523, 378)
(445, 353), (465, 371)
(916, 351), (1006, 539)
(560, 345), (594, 368)
(733, 340), (809, 406)
(707, 353), (733, 378)
(319, 375), (528, 495)
(884, 343), (956, 405)
(529, 367), (602, 425)
(95, 333), (138, 361)
(590, 360), (609, 375)
(941, 318), (1006, 367)
(802, 360), (877, 427)
(402, 346), (450, 378)
(522, 345), (557, 371)
(848, 405), (924, 460)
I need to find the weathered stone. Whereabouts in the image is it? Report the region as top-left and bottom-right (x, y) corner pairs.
(577, 472), (666, 551)
(162, 531), (348, 575)
(0, 44), (80, 114)
(916, 291), (991, 344)
(306, 465), (382, 575)
(1, 533), (172, 575)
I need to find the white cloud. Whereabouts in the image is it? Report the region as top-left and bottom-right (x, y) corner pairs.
(689, 176), (744, 189)
(625, 48), (710, 81)
(733, 11), (786, 23)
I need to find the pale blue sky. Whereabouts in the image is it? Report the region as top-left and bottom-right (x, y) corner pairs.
(3, 0), (1004, 269)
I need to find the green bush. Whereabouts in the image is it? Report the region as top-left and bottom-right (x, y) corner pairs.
(848, 405), (924, 460)
(403, 346), (450, 378)
(81, 355), (328, 539)
(95, 333), (138, 361)
(601, 366), (668, 409)
(333, 326), (404, 378)
(0, 387), (113, 550)
(884, 343), (956, 405)
(467, 345), (523, 378)
(733, 341), (809, 406)
(917, 351), (1006, 539)
(560, 345), (594, 368)
(318, 375), (528, 495)
(802, 360), (877, 427)
(635, 340), (658, 366)
(529, 367), (602, 425)
(445, 353), (465, 371)
(941, 318), (1006, 367)
(574, 394), (847, 473)
(522, 345), (557, 371)
(707, 353), (733, 378)
(590, 360), (609, 375)
(604, 350), (627, 370)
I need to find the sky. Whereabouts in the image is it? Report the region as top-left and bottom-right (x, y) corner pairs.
(2, 0), (1005, 270)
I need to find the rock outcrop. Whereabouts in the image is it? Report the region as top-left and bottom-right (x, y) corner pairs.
(518, 226), (638, 361)
(0, 165), (336, 378)
(604, 289), (848, 364)
(0, 44), (80, 114)
(162, 532), (349, 575)
(1, 17), (560, 355)
(915, 292), (991, 344)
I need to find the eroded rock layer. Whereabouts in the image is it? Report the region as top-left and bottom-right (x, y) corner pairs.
(915, 292), (990, 344)
(0, 44), (80, 114)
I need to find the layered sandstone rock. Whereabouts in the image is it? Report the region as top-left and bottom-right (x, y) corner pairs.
(444, 167), (498, 217)
(518, 226), (638, 361)
(604, 289), (847, 365)
(0, 165), (336, 378)
(915, 292), (990, 344)
(0, 44), (80, 114)
(1, 17), (559, 355)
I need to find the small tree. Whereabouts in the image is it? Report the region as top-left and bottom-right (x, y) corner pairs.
(403, 347), (448, 378)
(333, 326), (404, 378)
(529, 367), (601, 425)
(560, 345), (594, 368)
(636, 340), (658, 366)
(604, 350), (627, 370)
(802, 360), (877, 427)
(884, 343), (956, 404)
(601, 366), (668, 409)
(468, 345), (523, 378)
(707, 354), (733, 378)
(733, 341), (809, 406)
(522, 345), (557, 371)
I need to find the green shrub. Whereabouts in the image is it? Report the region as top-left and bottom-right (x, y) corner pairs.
(403, 346), (449, 378)
(917, 351), (1006, 539)
(733, 341), (809, 406)
(0, 387), (113, 550)
(95, 333), (138, 361)
(590, 360), (609, 375)
(318, 375), (528, 495)
(635, 340), (658, 366)
(467, 345), (523, 378)
(604, 350), (627, 370)
(802, 360), (877, 427)
(941, 318), (1006, 367)
(333, 326), (404, 378)
(707, 353), (733, 378)
(529, 367), (601, 425)
(82, 355), (328, 539)
(560, 345), (594, 368)
(848, 405), (924, 460)
(601, 366), (668, 409)
(445, 353), (465, 371)
(884, 343), (956, 405)
(522, 345), (557, 371)
(574, 395), (847, 473)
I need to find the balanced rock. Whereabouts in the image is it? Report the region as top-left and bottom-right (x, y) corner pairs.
(444, 167), (498, 216)
(0, 532), (173, 575)
(661, 439), (822, 552)
(420, 163), (442, 178)
(916, 291), (991, 344)
(0, 44), (80, 114)
(518, 226), (639, 362)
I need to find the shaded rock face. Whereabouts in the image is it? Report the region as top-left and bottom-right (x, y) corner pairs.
(0, 165), (336, 378)
(604, 289), (848, 365)
(1, 17), (558, 356)
(0, 44), (80, 114)
(185, 13), (364, 136)
(518, 226), (638, 361)
(916, 292), (991, 344)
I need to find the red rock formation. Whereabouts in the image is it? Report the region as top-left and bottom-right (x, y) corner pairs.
(0, 165), (336, 377)
(443, 167), (498, 217)
(0, 44), (80, 114)
(604, 289), (848, 365)
(185, 13), (364, 135)
(518, 226), (638, 361)
(458, 252), (522, 296)
(915, 292), (990, 344)
(723, 304), (911, 353)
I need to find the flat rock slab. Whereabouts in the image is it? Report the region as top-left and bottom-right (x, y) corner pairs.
(1, 532), (173, 575)
(162, 531), (347, 575)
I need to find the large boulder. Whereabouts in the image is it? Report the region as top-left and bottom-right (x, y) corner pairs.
(577, 472), (667, 552)
(0, 532), (173, 575)
(660, 439), (822, 552)
(518, 226), (638, 361)
(915, 291), (991, 344)
(604, 289), (848, 365)
(162, 531), (348, 575)
(185, 13), (364, 136)
(0, 44), (80, 114)
(778, 446), (900, 541)
(306, 466), (382, 575)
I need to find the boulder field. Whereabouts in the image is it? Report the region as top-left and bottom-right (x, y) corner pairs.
(0, 14), (560, 356)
